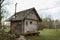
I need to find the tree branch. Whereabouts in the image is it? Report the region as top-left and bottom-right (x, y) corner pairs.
(2, 0), (4, 3)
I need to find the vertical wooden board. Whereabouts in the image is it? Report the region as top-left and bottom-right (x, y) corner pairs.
(10, 21), (22, 34)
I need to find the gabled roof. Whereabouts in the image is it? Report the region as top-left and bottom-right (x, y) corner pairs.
(8, 7), (42, 21)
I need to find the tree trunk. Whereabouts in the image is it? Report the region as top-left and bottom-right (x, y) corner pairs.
(0, 3), (2, 29)
(0, 0), (4, 30)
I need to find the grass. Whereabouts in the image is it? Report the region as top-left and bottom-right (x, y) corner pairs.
(30, 29), (60, 40)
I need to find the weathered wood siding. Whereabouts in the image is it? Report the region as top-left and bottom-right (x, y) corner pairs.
(24, 19), (38, 33)
(11, 21), (22, 34)
(25, 11), (39, 20)
(23, 11), (39, 33)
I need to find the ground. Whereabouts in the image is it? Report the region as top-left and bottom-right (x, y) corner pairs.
(29, 29), (60, 40)
(0, 29), (60, 40)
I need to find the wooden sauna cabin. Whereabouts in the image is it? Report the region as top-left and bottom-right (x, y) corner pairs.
(8, 7), (42, 35)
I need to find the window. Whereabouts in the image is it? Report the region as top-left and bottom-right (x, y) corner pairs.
(26, 21), (28, 26)
(30, 21), (32, 24)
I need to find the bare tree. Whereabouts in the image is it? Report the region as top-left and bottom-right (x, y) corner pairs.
(0, 0), (13, 30)
(0, 0), (4, 29)
(47, 15), (53, 29)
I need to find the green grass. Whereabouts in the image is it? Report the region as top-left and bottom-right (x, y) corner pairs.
(30, 29), (60, 40)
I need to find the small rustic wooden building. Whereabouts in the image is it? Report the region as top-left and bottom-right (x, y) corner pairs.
(9, 7), (42, 35)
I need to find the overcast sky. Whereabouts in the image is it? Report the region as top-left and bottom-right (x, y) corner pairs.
(5, 0), (60, 20)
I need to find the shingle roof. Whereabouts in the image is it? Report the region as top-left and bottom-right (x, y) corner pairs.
(8, 7), (42, 21)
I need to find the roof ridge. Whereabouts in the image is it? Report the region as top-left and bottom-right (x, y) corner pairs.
(16, 7), (35, 14)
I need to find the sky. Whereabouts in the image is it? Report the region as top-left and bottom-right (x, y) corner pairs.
(4, 0), (60, 20)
